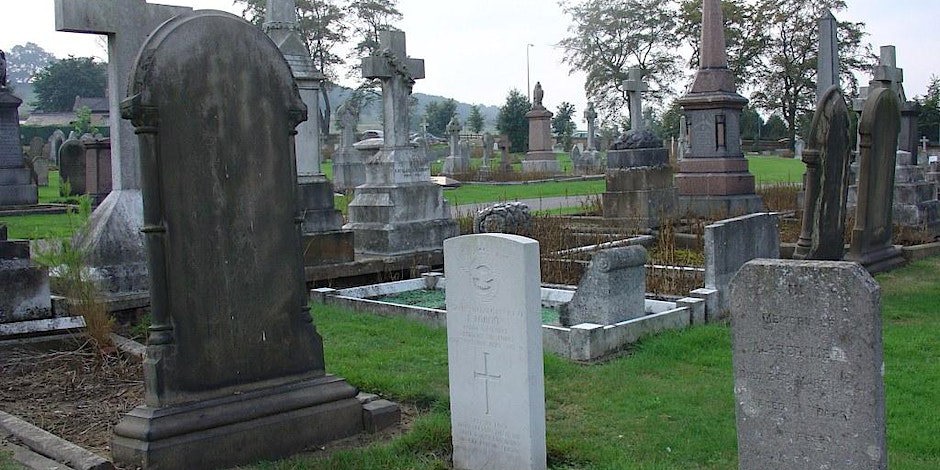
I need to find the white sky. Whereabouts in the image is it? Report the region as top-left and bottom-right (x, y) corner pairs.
(1, 0), (938, 127)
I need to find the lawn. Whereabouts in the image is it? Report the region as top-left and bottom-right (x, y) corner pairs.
(254, 256), (940, 469)
(746, 154), (805, 184)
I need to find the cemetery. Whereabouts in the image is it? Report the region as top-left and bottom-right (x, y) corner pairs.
(0, 0), (938, 469)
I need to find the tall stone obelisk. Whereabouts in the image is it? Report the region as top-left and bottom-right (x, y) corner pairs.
(264, 0), (352, 265)
(675, 0), (763, 216)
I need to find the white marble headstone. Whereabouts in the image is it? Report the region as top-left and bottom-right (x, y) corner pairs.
(444, 234), (546, 470)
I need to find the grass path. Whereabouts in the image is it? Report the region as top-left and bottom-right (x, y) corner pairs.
(255, 257), (940, 469)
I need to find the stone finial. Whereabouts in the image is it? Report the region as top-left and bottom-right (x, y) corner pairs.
(533, 82), (544, 108)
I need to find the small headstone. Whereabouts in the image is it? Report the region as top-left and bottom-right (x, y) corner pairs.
(58, 138), (86, 196)
(794, 87), (851, 261)
(731, 259), (886, 469)
(794, 137), (805, 159)
(705, 212), (779, 319)
(32, 157), (50, 186)
(560, 246), (647, 327)
(332, 101), (365, 191)
(48, 129), (66, 164)
(28, 136), (44, 158)
(445, 233), (547, 470)
(82, 136), (112, 205)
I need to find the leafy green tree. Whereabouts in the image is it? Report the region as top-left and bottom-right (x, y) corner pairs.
(467, 105), (485, 133)
(31, 57), (106, 112)
(747, 0), (870, 149)
(659, 100), (682, 140)
(346, 0), (402, 73)
(917, 75), (940, 143)
(237, 0), (347, 131)
(6, 42), (56, 85)
(551, 102), (577, 151)
(73, 106), (97, 135)
(762, 114), (788, 141)
(559, 0), (681, 120)
(740, 105), (764, 140)
(425, 99), (457, 137)
(497, 89), (531, 153)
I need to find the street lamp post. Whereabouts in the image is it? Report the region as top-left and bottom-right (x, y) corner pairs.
(526, 43), (534, 101)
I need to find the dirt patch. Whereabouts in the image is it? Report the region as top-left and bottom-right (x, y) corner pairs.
(0, 341), (143, 457)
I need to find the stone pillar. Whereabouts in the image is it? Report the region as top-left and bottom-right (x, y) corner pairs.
(0, 84), (37, 206)
(602, 132), (677, 230)
(522, 82), (559, 174)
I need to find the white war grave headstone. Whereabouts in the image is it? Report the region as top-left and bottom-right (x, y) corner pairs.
(445, 234), (547, 470)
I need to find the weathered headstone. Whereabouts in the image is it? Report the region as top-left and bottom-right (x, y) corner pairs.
(473, 202), (532, 235)
(794, 87), (851, 260)
(480, 132), (494, 179)
(343, 30), (457, 256)
(0, 225), (53, 325)
(845, 85), (905, 273)
(111, 11), (365, 468)
(332, 101), (366, 191)
(445, 233), (546, 470)
(675, 0), (762, 216)
(32, 157), (51, 186)
(55, 0), (193, 299)
(560, 246), (647, 327)
(28, 136), (44, 158)
(498, 134), (512, 172)
(443, 115), (467, 175)
(523, 82), (558, 174)
(731, 259), (886, 469)
(0, 51), (38, 206)
(47, 129), (66, 165)
(704, 212), (779, 319)
(58, 138), (86, 196)
(82, 136), (113, 206)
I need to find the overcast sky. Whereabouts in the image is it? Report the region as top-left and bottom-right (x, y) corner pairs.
(1, 0), (937, 127)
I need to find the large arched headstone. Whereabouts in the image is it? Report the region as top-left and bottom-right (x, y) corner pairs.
(111, 11), (363, 468)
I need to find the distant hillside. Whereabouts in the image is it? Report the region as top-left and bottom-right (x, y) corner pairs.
(325, 85), (500, 133)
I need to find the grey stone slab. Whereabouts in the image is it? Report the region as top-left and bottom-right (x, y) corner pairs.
(445, 234), (546, 470)
(111, 11), (362, 468)
(730, 260), (886, 469)
(705, 213), (779, 317)
(0, 410), (113, 470)
(560, 246), (647, 326)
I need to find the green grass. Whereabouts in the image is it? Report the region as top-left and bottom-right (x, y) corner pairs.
(445, 179), (605, 207)
(0, 450), (18, 470)
(257, 257), (940, 469)
(0, 212), (87, 239)
(746, 155), (805, 184)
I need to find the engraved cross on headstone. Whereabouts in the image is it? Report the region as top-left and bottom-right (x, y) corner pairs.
(54, 0), (191, 191)
(623, 67), (648, 131)
(473, 352), (501, 415)
(362, 31), (425, 148)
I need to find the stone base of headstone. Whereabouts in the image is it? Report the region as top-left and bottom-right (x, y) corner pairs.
(0, 168), (38, 206)
(442, 155), (468, 176)
(844, 244), (905, 275)
(299, 180), (344, 233)
(344, 147), (458, 256)
(521, 154), (559, 174)
(678, 194), (764, 218)
(331, 147), (367, 193)
(112, 375), (365, 469)
(301, 230), (355, 266)
(73, 189), (149, 298)
(0, 236), (53, 326)
(602, 148), (677, 229)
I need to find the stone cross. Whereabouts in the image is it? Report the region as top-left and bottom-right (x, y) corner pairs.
(446, 115), (462, 157)
(584, 102), (598, 150)
(816, 10), (840, 103)
(872, 45), (904, 95)
(337, 102), (359, 149)
(55, 0), (191, 191)
(362, 31), (425, 148)
(623, 67), (648, 131)
(922, 136), (930, 154)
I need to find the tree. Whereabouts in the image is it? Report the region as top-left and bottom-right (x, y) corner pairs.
(346, 0), (402, 76)
(467, 105), (485, 133)
(236, 0), (347, 132)
(659, 99), (682, 140)
(747, 0), (871, 149)
(497, 89), (531, 153)
(740, 106), (764, 140)
(425, 99), (457, 137)
(551, 102), (577, 151)
(762, 114), (787, 141)
(917, 75), (940, 143)
(559, 0), (682, 121)
(5, 42), (56, 85)
(31, 57), (106, 112)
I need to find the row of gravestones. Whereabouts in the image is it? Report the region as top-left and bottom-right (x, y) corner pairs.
(442, 233), (886, 470)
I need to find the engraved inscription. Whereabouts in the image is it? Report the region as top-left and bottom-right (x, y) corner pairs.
(452, 417), (522, 456)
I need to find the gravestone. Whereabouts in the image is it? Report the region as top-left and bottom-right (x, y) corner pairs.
(332, 101), (366, 191)
(675, 0), (762, 216)
(794, 137), (805, 159)
(523, 82), (558, 174)
(704, 212), (779, 319)
(111, 11), (364, 468)
(0, 224), (53, 326)
(58, 138), (86, 196)
(55, 0), (193, 300)
(845, 85), (906, 273)
(603, 130), (677, 230)
(343, 31), (457, 256)
(480, 132), (494, 179)
(473, 202), (532, 235)
(445, 233), (546, 470)
(33, 157), (50, 186)
(28, 136), (44, 158)
(0, 51), (38, 206)
(498, 134), (512, 172)
(48, 129), (66, 165)
(560, 246), (647, 327)
(82, 136), (113, 206)
(794, 87), (851, 261)
(730, 259), (886, 469)
(442, 115), (467, 175)
(623, 67), (647, 131)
